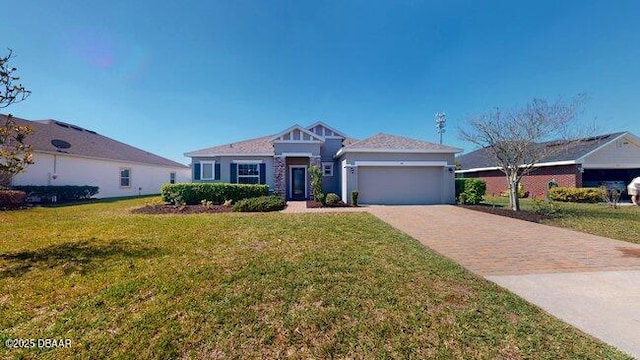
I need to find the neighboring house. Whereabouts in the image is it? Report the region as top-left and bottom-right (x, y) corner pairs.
(5, 115), (191, 198)
(185, 122), (461, 205)
(456, 132), (640, 197)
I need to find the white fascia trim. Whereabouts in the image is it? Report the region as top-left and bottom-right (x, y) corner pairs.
(455, 167), (500, 173)
(36, 150), (190, 169)
(354, 161), (448, 167)
(276, 152), (319, 158)
(272, 140), (324, 144)
(186, 153), (273, 157)
(232, 159), (264, 164)
(583, 163), (640, 169)
(455, 160), (578, 173)
(335, 147), (462, 157)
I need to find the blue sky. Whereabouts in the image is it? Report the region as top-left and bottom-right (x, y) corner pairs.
(2, 1), (639, 164)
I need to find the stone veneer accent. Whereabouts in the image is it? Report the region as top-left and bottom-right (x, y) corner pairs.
(273, 156), (287, 197)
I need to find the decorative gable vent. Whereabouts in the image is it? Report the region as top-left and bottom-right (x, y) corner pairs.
(271, 125), (325, 143)
(307, 121), (347, 138)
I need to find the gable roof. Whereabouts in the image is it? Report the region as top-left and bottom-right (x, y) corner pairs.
(185, 135), (274, 157)
(4, 115), (188, 168)
(456, 132), (628, 171)
(270, 124), (325, 142)
(337, 133), (462, 155)
(306, 121), (348, 138)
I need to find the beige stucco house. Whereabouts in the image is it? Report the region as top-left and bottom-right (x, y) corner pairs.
(6, 115), (191, 198)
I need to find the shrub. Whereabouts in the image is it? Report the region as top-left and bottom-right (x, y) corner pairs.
(161, 183), (269, 205)
(309, 165), (323, 201)
(531, 197), (558, 216)
(200, 199), (215, 208)
(14, 185), (99, 203)
(0, 190), (26, 208)
(316, 193), (326, 205)
(548, 187), (606, 203)
(351, 190), (359, 206)
(455, 178), (486, 205)
(232, 195), (286, 212)
(325, 193), (341, 205)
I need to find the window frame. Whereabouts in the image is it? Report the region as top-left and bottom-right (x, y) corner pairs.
(322, 162), (334, 177)
(120, 167), (132, 188)
(170, 172), (176, 184)
(201, 161), (215, 180)
(237, 163), (260, 184)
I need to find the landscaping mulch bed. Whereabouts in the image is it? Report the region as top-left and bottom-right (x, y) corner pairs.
(306, 200), (356, 208)
(458, 204), (549, 223)
(132, 204), (233, 214)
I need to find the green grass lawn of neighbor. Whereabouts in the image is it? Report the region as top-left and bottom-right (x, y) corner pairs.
(483, 196), (640, 245)
(0, 197), (632, 359)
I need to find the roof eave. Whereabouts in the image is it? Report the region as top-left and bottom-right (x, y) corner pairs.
(457, 160), (578, 173)
(337, 148), (462, 157)
(35, 149), (189, 169)
(185, 152), (274, 157)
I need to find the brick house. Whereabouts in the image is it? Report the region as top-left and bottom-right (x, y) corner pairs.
(456, 132), (640, 198)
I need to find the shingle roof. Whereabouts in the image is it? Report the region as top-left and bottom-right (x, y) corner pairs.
(4, 115), (188, 168)
(456, 132), (626, 170)
(343, 133), (461, 152)
(186, 135), (275, 156)
(185, 133), (361, 156)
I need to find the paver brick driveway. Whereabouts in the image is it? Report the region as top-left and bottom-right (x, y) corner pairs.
(367, 205), (640, 276)
(366, 205), (640, 358)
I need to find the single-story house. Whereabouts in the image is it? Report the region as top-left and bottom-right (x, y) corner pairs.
(185, 122), (461, 205)
(5, 115), (191, 198)
(456, 132), (640, 197)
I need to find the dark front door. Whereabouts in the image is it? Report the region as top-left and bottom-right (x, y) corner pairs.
(291, 167), (306, 200)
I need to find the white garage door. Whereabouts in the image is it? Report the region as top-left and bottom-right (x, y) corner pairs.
(358, 166), (443, 205)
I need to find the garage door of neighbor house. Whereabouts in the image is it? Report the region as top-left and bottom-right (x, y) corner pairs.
(357, 166), (443, 205)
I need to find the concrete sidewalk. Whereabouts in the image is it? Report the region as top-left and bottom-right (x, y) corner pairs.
(365, 205), (640, 358)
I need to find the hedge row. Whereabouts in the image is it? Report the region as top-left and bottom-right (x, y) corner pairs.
(455, 178), (486, 205)
(0, 190), (27, 208)
(232, 195), (286, 212)
(13, 185), (99, 202)
(161, 183), (269, 205)
(548, 187), (606, 203)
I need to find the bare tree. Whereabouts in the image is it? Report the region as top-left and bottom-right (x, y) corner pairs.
(459, 95), (588, 211)
(0, 49), (32, 185)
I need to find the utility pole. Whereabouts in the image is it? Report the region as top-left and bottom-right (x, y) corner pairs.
(435, 112), (446, 144)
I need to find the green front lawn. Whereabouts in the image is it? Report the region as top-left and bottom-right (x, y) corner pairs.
(0, 198), (631, 359)
(484, 196), (640, 244)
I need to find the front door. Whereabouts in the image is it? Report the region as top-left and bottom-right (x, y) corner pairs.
(291, 167), (307, 200)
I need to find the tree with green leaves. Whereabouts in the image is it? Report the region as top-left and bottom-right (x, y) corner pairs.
(0, 49), (32, 186)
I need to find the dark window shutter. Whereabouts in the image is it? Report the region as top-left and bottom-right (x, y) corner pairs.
(259, 163), (266, 184)
(193, 163), (201, 180)
(214, 163), (221, 180)
(230, 163), (237, 183)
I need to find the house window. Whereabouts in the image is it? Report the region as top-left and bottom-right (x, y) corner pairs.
(170, 172), (176, 184)
(201, 161), (215, 180)
(120, 168), (131, 188)
(322, 162), (333, 177)
(238, 163), (260, 184)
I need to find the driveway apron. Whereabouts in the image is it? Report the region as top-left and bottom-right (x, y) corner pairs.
(367, 205), (640, 358)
